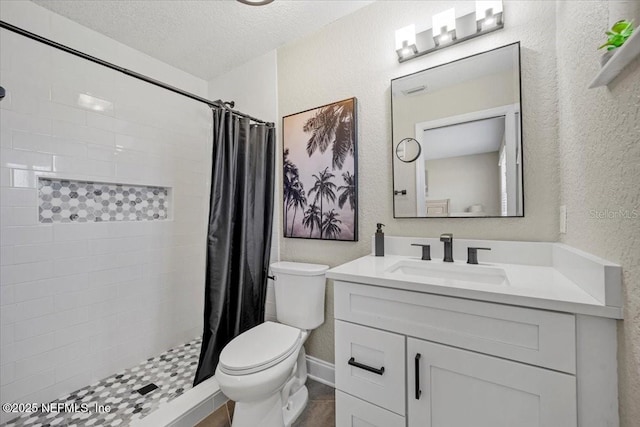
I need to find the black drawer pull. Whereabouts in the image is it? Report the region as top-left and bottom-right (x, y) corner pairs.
(415, 353), (422, 399)
(348, 357), (385, 375)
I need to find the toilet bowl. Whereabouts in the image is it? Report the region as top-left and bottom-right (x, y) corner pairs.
(215, 261), (329, 427)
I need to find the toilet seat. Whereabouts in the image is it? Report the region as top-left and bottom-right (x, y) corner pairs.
(218, 321), (301, 375)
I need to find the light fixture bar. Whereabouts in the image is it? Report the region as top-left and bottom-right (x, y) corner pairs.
(398, 22), (504, 63)
(396, 1), (504, 63)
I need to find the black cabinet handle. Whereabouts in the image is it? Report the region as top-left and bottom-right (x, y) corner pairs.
(348, 357), (385, 375)
(415, 353), (422, 399)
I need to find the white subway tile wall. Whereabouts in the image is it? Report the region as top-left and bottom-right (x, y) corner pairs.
(0, 2), (212, 423)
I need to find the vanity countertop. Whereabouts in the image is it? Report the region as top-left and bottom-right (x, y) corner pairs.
(327, 240), (623, 320)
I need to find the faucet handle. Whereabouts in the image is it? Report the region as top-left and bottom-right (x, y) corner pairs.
(467, 247), (491, 264)
(411, 244), (431, 261)
(440, 233), (453, 242)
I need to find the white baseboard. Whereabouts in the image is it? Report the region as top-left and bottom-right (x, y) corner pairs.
(306, 355), (335, 388)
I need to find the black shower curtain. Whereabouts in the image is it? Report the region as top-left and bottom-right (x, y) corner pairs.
(193, 108), (276, 386)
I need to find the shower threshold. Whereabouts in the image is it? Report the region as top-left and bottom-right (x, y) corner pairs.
(2, 337), (224, 427)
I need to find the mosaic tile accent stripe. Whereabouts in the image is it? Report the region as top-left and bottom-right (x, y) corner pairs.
(38, 178), (169, 223)
(2, 337), (202, 427)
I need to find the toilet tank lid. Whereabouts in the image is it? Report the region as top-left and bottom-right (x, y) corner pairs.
(270, 261), (329, 276)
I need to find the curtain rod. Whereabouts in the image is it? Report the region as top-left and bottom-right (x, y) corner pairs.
(0, 20), (274, 126)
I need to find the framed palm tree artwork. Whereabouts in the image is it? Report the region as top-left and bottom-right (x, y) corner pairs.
(282, 97), (358, 241)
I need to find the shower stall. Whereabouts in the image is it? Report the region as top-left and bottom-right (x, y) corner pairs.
(0, 2), (249, 425)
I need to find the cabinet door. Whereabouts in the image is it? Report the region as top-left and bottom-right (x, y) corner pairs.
(407, 338), (576, 427)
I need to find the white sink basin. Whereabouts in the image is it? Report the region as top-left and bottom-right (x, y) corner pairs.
(386, 260), (510, 286)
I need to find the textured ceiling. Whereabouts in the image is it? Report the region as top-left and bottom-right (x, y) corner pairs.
(31, 0), (373, 81)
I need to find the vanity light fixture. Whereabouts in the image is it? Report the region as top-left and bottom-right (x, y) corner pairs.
(476, 1), (504, 31)
(432, 8), (457, 47)
(395, 24), (418, 59)
(395, 0), (504, 63)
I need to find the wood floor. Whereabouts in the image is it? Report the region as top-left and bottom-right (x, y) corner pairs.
(196, 380), (335, 427)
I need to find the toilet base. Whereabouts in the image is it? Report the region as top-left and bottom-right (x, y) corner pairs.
(283, 385), (308, 427)
(232, 393), (284, 427)
(229, 384), (309, 427)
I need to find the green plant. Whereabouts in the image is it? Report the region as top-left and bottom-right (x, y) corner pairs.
(599, 20), (634, 51)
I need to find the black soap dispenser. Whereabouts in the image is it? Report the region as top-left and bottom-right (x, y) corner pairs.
(375, 223), (385, 256)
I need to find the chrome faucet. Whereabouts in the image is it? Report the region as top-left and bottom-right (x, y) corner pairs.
(440, 233), (454, 262)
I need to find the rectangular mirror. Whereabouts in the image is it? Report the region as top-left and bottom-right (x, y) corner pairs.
(392, 43), (523, 218)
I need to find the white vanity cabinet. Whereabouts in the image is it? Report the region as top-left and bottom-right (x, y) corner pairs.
(333, 280), (618, 427)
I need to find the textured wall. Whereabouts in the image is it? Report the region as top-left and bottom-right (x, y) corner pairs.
(555, 2), (640, 426)
(208, 51), (278, 123)
(277, 0), (559, 363)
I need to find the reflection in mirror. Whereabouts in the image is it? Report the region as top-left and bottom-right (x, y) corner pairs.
(392, 43), (523, 218)
(396, 137), (422, 163)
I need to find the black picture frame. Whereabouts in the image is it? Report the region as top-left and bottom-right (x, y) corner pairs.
(282, 97), (358, 241)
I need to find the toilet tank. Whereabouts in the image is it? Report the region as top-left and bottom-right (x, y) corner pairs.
(270, 261), (329, 330)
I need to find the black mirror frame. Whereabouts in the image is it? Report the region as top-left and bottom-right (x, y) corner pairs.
(390, 41), (524, 219)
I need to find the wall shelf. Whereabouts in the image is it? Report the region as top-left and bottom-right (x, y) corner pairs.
(589, 28), (640, 88)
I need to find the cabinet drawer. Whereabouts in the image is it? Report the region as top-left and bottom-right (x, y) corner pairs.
(336, 391), (405, 427)
(335, 281), (576, 374)
(335, 320), (405, 415)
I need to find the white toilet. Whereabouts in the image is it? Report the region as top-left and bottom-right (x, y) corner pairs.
(215, 261), (329, 427)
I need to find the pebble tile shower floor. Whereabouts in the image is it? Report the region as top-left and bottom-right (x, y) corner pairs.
(2, 337), (202, 427)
